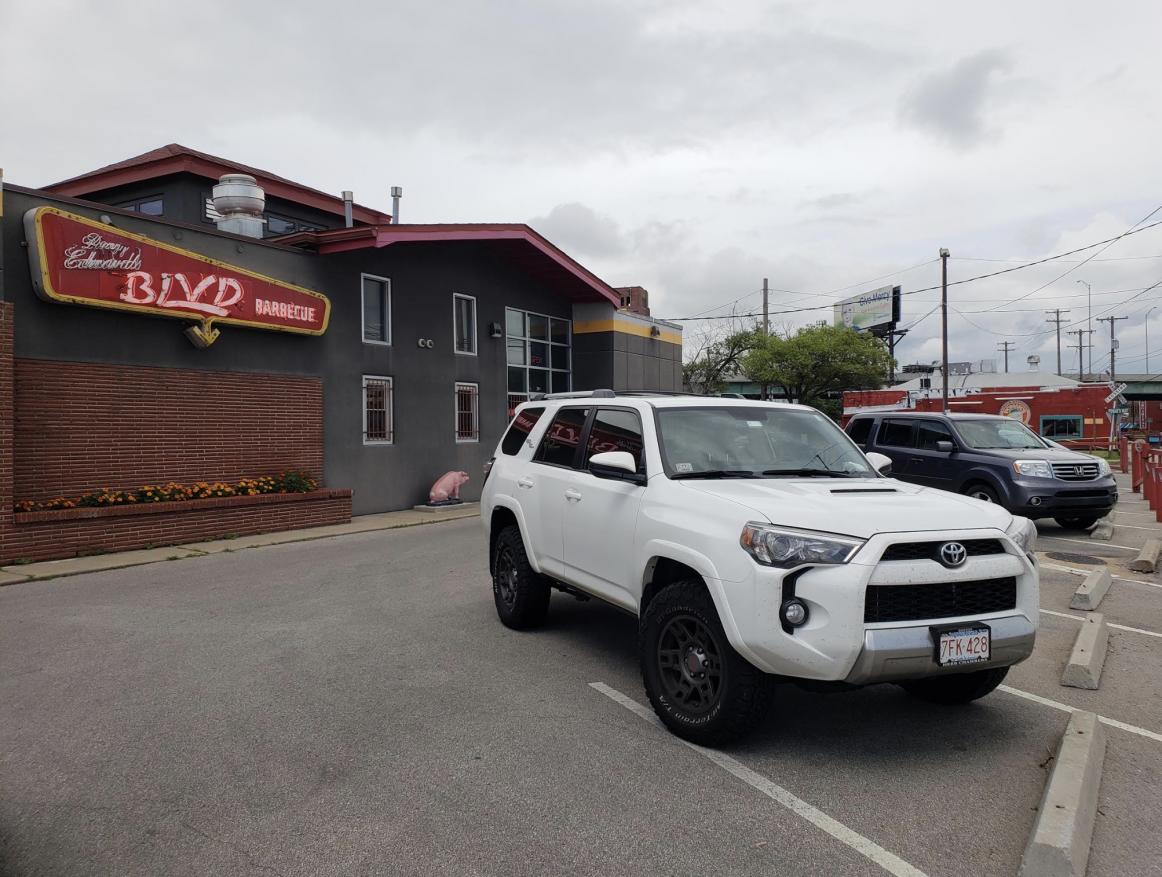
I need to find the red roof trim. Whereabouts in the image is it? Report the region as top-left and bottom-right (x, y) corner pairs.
(43, 144), (392, 225)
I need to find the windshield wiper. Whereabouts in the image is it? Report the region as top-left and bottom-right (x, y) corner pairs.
(671, 469), (759, 480)
(760, 468), (860, 478)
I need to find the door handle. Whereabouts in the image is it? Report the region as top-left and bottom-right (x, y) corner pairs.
(564, 488), (583, 502)
(517, 477), (534, 489)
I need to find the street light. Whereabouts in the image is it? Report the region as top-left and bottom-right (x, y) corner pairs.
(1076, 279), (1092, 378)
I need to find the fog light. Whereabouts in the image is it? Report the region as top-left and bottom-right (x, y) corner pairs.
(780, 598), (809, 627)
(1029, 496), (1043, 506)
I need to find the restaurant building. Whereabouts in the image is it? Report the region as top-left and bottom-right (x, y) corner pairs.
(0, 145), (681, 562)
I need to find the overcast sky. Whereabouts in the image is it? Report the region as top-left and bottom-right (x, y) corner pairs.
(3, 0), (1162, 374)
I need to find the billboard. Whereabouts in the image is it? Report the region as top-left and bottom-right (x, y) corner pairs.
(833, 285), (901, 334)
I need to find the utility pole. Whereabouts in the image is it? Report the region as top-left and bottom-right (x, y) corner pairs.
(1066, 329), (1091, 382)
(1098, 315), (1128, 383)
(1076, 280), (1092, 377)
(996, 341), (1016, 373)
(940, 248), (950, 411)
(1045, 308), (1071, 376)
(1147, 307), (1157, 373)
(762, 277), (769, 337)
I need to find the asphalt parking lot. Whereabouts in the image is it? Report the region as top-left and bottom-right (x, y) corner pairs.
(2, 514), (1160, 876)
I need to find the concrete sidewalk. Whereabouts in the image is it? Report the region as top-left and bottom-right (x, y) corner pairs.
(0, 503), (481, 585)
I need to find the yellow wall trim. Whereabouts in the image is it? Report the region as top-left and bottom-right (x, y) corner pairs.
(573, 319), (682, 345)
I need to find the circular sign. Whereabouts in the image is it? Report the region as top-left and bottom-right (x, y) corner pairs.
(998, 399), (1032, 424)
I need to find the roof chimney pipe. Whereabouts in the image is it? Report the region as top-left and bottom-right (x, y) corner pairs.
(342, 190), (354, 228)
(390, 186), (402, 224)
(211, 173), (265, 238)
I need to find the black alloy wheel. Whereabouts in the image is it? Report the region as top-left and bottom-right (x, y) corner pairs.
(657, 614), (725, 716)
(491, 525), (551, 630)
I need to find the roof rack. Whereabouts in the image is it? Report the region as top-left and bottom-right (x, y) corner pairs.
(528, 389), (712, 402)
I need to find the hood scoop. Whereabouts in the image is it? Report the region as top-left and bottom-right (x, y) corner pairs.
(830, 487), (899, 494)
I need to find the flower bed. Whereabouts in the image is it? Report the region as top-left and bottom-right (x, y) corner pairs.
(14, 471), (317, 513)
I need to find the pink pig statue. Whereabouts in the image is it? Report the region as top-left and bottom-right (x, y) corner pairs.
(429, 470), (470, 504)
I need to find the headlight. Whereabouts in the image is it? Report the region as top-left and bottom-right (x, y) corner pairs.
(1005, 515), (1038, 554)
(740, 523), (863, 569)
(1096, 457), (1112, 477)
(1013, 460), (1053, 478)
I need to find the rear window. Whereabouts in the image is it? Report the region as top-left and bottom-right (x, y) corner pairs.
(846, 418), (873, 446)
(878, 420), (914, 448)
(534, 407), (590, 468)
(500, 407), (545, 455)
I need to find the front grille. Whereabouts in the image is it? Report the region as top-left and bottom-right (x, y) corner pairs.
(1052, 462), (1099, 481)
(864, 577), (1017, 623)
(880, 539), (1006, 562)
(1056, 488), (1110, 498)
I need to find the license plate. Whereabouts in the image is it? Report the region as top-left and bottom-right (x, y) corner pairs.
(936, 627), (990, 666)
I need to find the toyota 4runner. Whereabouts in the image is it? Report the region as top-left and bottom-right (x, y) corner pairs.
(482, 392), (1039, 744)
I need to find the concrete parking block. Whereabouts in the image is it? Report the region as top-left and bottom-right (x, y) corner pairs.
(1018, 710), (1106, 877)
(1127, 538), (1162, 572)
(1060, 614), (1109, 690)
(1069, 568), (1111, 611)
(1089, 518), (1114, 541)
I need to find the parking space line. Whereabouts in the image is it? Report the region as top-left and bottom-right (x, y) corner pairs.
(1038, 561), (1162, 591)
(1039, 536), (1138, 551)
(997, 685), (1162, 744)
(1102, 523), (1162, 532)
(588, 682), (927, 877)
(1040, 608), (1162, 639)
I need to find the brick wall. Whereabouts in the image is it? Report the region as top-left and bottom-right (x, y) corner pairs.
(14, 360), (324, 502)
(3, 489), (352, 563)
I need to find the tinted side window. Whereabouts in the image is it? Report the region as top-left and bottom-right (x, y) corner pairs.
(587, 409), (645, 471)
(878, 420), (915, 448)
(916, 420), (953, 450)
(534, 408), (590, 467)
(500, 407), (545, 455)
(846, 418), (873, 446)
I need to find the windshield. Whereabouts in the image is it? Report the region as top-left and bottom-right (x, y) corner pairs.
(656, 406), (875, 478)
(955, 418), (1048, 450)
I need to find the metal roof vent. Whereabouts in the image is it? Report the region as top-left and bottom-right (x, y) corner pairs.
(1027, 354), (1040, 371)
(212, 173), (265, 238)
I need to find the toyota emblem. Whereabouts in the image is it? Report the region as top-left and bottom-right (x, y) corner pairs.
(940, 542), (967, 567)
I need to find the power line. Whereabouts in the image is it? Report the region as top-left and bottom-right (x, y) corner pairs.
(662, 218), (1162, 322)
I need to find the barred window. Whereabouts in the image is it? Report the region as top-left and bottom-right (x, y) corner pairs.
(456, 382), (480, 443)
(363, 376), (394, 444)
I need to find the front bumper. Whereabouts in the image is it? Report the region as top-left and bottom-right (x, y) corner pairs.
(843, 614), (1035, 684)
(714, 528), (1039, 683)
(1008, 476), (1117, 518)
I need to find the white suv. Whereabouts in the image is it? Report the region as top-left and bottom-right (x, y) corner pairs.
(482, 392), (1039, 744)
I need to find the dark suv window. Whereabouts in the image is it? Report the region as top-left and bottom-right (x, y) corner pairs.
(847, 418), (873, 446)
(534, 407), (590, 467)
(916, 419), (953, 450)
(500, 407), (545, 455)
(586, 408), (645, 471)
(878, 419), (915, 448)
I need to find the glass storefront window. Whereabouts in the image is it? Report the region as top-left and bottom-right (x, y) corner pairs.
(506, 308), (570, 414)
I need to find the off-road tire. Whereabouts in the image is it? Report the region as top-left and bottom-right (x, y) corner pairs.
(1054, 515), (1101, 530)
(491, 525), (550, 630)
(963, 483), (999, 504)
(900, 666), (1009, 705)
(639, 579), (773, 745)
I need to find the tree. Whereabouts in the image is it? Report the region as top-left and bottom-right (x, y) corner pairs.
(682, 326), (761, 394)
(740, 324), (893, 409)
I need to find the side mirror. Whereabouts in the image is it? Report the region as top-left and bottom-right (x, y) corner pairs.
(589, 451), (646, 485)
(935, 440), (956, 453)
(865, 451), (893, 475)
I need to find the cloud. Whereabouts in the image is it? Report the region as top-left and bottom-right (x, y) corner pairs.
(799, 192), (863, 211)
(529, 203), (626, 258)
(900, 49), (1014, 147)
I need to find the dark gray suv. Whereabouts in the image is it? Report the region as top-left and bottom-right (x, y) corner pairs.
(845, 411), (1118, 528)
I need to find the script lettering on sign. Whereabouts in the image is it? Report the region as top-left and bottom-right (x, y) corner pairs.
(24, 207), (331, 347)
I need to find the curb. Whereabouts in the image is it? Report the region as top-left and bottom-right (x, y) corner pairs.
(1019, 710), (1106, 877)
(1069, 568), (1111, 611)
(1061, 613), (1109, 690)
(1128, 538), (1161, 573)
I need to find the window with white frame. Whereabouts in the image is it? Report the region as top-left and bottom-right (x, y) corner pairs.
(456, 382), (480, 442)
(506, 307), (570, 414)
(362, 274), (391, 344)
(453, 294), (477, 355)
(363, 376), (394, 444)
